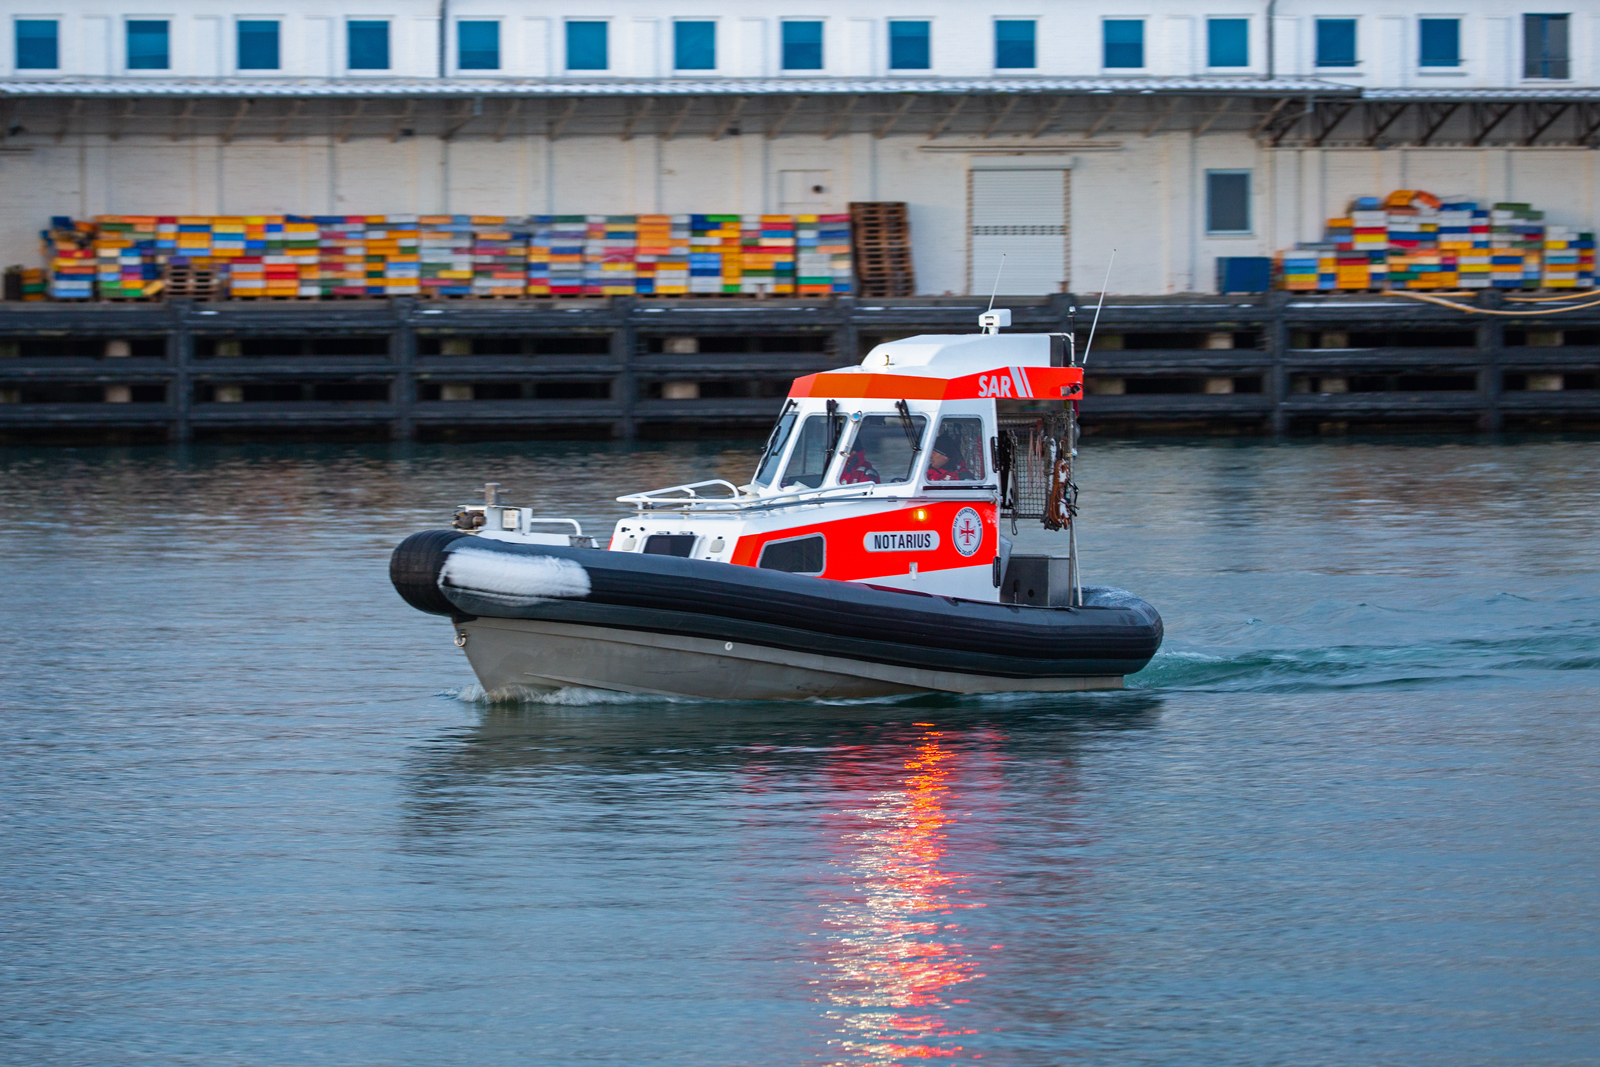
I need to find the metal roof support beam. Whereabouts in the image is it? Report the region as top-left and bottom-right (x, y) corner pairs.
(1261, 97), (1314, 146)
(274, 99), (303, 143)
(1028, 96), (1067, 138)
(1142, 97), (1178, 137)
(1415, 101), (1459, 146)
(876, 95), (916, 139)
(927, 96), (965, 140)
(109, 99), (137, 143)
(54, 97), (81, 143)
(618, 98), (651, 141)
(549, 98), (580, 140)
(766, 95), (802, 139)
(1249, 97), (1290, 136)
(1361, 101), (1407, 147)
(982, 95), (1018, 138)
(494, 98), (521, 142)
(442, 97), (482, 141)
(170, 98), (194, 141)
(711, 96), (746, 140)
(661, 98), (693, 140)
(1193, 96), (1232, 136)
(1084, 97), (1120, 139)
(389, 99), (416, 142)
(823, 95), (858, 140)
(1578, 103), (1600, 147)
(1522, 101), (1570, 145)
(221, 99), (251, 144)
(337, 100), (365, 143)
(1469, 102), (1515, 146)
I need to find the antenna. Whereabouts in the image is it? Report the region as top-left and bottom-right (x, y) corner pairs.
(1081, 250), (1116, 367)
(986, 254), (1007, 313)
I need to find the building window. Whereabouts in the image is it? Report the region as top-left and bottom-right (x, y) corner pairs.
(1208, 18), (1248, 67)
(1316, 19), (1357, 67)
(566, 21), (607, 71)
(782, 21), (823, 70)
(348, 21), (389, 70)
(889, 21), (930, 70)
(1524, 14), (1570, 79)
(995, 20), (1035, 69)
(237, 21), (279, 70)
(675, 21), (715, 71)
(15, 19), (58, 69)
(1207, 171), (1251, 234)
(1418, 19), (1459, 67)
(458, 21), (499, 70)
(127, 20), (169, 70)
(1103, 20), (1144, 68)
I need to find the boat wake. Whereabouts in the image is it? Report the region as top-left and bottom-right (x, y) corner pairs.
(446, 683), (682, 707)
(1131, 630), (1600, 692)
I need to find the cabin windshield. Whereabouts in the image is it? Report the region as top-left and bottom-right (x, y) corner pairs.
(752, 409), (798, 487)
(841, 414), (927, 485)
(779, 412), (845, 489)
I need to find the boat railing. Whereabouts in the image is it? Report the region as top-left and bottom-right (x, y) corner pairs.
(619, 479), (878, 513)
(617, 479), (745, 507)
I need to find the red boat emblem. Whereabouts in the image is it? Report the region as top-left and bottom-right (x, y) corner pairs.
(952, 507), (983, 557)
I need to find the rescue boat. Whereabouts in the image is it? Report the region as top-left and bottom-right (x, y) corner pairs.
(391, 309), (1163, 700)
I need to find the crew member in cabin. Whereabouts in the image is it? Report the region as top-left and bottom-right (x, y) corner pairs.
(925, 433), (975, 481)
(840, 443), (880, 484)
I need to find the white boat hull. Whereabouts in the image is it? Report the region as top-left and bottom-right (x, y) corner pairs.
(455, 617), (1124, 701)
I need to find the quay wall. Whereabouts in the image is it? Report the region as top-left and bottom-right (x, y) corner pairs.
(2, 294), (1598, 443)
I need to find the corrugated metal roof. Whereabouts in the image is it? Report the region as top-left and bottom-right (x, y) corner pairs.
(0, 75), (1358, 98)
(1363, 87), (1600, 101)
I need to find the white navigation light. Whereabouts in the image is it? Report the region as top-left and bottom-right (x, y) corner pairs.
(979, 309), (1011, 334)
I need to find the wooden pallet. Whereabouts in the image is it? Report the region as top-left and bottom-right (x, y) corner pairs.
(165, 267), (220, 302)
(849, 202), (915, 298)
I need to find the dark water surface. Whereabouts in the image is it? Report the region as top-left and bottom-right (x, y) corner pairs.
(2, 437), (1597, 1066)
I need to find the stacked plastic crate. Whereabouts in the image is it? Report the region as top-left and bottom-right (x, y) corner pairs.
(818, 214), (854, 293)
(739, 216), (796, 295)
(43, 217), (94, 299)
(796, 215), (832, 297)
(633, 214), (670, 296)
(547, 217), (586, 295)
(1385, 192), (1452, 289)
(525, 217), (552, 296)
(688, 215), (731, 294)
(1278, 243), (1337, 291)
(92, 216), (162, 299)
(1439, 201), (1491, 289)
(416, 216), (471, 297)
(367, 217), (421, 296)
(469, 217), (528, 297)
(19, 267), (47, 300)
(317, 216), (368, 297)
(1489, 203), (1544, 288)
(1542, 225), (1597, 288)
(581, 216), (631, 296)
(283, 218), (321, 296)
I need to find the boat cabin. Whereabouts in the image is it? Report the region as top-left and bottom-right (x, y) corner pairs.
(463, 314), (1086, 605)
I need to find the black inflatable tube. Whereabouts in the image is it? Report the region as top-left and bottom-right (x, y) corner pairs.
(390, 531), (1163, 679)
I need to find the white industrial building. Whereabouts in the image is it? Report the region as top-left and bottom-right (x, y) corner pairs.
(2, 1), (1598, 294)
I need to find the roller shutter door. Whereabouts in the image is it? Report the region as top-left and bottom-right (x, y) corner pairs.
(968, 169), (1069, 296)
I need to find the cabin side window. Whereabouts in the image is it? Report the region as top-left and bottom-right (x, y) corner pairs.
(928, 417), (987, 482)
(843, 414), (927, 485)
(757, 534), (826, 576)
(779, 413), (844, 489)
(752, 409), (797, 487)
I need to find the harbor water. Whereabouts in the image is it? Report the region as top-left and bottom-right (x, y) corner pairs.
(2, 436), (1597, 1066)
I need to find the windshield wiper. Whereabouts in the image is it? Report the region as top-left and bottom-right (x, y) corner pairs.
(895, 400), (922, 452)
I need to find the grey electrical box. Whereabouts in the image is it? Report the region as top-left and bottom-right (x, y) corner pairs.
(999, 554), (1075, 607)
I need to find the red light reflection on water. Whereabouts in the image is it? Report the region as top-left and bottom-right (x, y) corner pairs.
(816, 725), (998, 1066)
